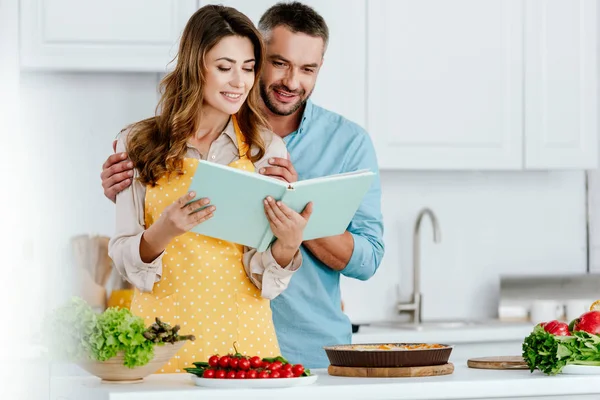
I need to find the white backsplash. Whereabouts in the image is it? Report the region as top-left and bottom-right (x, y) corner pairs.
(20, 72), (588, 321)
(341, 170), (587, 324)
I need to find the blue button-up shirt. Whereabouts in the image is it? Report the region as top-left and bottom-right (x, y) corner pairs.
(271, 100), (385, 369)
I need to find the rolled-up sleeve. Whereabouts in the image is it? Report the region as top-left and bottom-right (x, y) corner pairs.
(242, 246), (302, 300)
(340, 133), (385, 281)
(108, 135), (163, 292)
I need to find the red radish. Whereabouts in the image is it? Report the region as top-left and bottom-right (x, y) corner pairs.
(542, 320), (571, 336)
(573, 311), (600, 334)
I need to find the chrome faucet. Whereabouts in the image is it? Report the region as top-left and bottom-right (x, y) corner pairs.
(397, 208), (441, 323)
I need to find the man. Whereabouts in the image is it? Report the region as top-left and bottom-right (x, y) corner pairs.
(101, 2), (384, 369)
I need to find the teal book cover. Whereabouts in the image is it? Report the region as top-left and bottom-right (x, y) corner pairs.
(187, 160), (374, 251)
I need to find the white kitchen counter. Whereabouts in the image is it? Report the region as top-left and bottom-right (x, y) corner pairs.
(50, 365), (600, 400)
(352, 322), (535, 345)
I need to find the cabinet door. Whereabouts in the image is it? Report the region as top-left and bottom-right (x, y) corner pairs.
(20, 0), (197, 72)
(524, 0), (598, 169)
(199, 0), (367, 127)
(367, 0), (524, 170)
(589, 171), (600, 273)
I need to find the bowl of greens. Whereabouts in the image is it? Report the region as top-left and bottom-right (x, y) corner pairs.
(48, 297), (194, 383)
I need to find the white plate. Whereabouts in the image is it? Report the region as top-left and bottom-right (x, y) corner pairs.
(192, 374), (318, 389)
(562, 365), (600, 375)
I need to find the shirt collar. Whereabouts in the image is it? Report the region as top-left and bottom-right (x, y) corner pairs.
(221, 117), (238, 147)
(296, 99), (314, 135)
(186, 117), (238, 150)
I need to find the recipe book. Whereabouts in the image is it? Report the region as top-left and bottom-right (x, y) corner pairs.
(187, 160), (375, 251)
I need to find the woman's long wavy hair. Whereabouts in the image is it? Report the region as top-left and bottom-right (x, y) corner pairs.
(126, 5), (268, 186)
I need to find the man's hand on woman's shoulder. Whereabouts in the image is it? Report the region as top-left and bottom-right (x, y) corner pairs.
(101, 140), (134, 203)
(258, 152), (298, 183)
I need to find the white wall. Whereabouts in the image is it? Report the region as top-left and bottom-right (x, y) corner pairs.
(20, 72), (160, 308)
(2, 1), (34, 398)
(20, 73), (588, 322)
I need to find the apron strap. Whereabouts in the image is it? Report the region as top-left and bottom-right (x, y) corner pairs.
(231, 115), (249, 160)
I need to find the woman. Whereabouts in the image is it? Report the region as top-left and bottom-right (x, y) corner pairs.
(108, 5), (311, 373)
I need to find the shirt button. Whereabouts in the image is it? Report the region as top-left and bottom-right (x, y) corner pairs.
(211, 155), (216, 160)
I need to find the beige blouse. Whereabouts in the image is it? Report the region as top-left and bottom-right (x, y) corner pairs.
(108, 119), (301, 300)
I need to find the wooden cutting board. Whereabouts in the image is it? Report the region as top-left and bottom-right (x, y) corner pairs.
(467, 356), (529, 370)
(328, 363), (454, 378)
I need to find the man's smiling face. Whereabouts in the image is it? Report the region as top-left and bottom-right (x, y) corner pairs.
(260, 26), (324, 116)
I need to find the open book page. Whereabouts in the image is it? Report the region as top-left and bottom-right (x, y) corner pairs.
(188, 160), (288, 249)
(292, 169), (373, 188)
(197, 160), (290, 188)
(281, 171), (375, 241)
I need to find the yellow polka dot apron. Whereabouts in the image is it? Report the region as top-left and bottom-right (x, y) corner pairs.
(130, 116), (280, 373)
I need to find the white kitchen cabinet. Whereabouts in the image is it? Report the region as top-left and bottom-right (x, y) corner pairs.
(368, 0), (598, 170)
(20, 0), (197, 72)
(199, 0), (367, 128)
(368, 0), (524, 170)
(524, 0), (598, 169)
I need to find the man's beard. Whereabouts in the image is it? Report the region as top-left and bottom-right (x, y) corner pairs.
(260, 82), (312, 116)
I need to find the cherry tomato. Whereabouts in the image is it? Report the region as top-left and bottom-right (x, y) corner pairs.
(270, 361), (283, 371)
(270, 371), (281, 378)
(292, 364), (304, 377)
(281, 370), (294, 379)
(246, 370), (258, 379)
(238, 358), (250, 371)
(235, 370), (246, 379)
(249, 356), (262, 369)
(215, 370), (226, 379)
(226, 370), (237, 379)
(203, 369), (215, 379)
(258, 370), (270, 379)
(208, 355), (220, 368)
(229, 358), (239, 369)
(218, 356), (231, 369)
(261, 362), (271, 370)
(282, 363), (293, 373)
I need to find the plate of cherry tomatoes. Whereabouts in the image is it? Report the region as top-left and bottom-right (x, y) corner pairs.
(186, 351), (317, 389)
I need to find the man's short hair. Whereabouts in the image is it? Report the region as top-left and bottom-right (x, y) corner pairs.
(258, 2), (329, 51)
